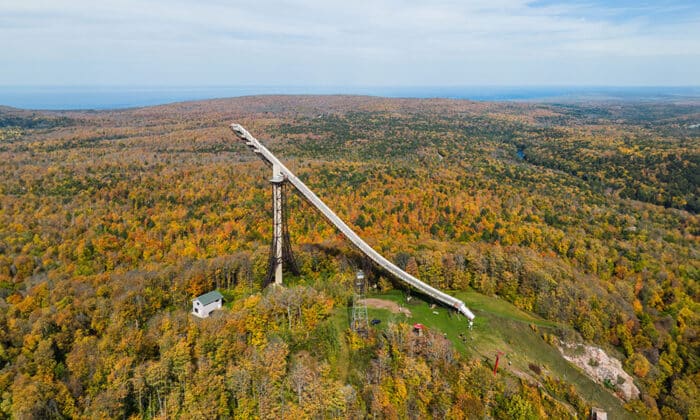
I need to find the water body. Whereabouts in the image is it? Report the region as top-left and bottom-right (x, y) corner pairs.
(1, 85), (698, 111)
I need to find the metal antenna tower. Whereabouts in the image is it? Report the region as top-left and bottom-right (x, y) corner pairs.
(351, 270), (369, 336)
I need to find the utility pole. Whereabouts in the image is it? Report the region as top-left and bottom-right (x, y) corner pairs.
(493, 351), (505, 375)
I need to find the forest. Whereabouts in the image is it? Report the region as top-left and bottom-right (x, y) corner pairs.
(0, 95), (698, 418)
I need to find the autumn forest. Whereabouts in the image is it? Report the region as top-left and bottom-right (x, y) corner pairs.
(0, 96), (698, 419)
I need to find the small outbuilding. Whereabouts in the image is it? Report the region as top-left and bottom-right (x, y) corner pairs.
(192, 290), (224, 318)
(590, 407), (607, 420)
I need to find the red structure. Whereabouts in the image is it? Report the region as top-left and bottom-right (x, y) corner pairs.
(493, 351), (505, 375)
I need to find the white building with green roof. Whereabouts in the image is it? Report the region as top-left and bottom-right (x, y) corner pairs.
(192, 290), (223, 318)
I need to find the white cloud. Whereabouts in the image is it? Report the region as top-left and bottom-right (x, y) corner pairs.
(0, 0), (698, 85)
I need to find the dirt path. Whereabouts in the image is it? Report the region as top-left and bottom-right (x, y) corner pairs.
(359, 298), (412, 317)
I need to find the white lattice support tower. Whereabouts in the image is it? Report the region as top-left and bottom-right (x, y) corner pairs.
(352, 270), (369, 336)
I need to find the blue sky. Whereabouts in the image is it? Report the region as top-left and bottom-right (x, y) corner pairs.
(1, 0), (698, 86)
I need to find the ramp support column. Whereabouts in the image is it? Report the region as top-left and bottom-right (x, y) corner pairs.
(271, 163), (284, 286)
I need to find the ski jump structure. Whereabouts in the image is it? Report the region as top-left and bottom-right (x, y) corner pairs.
(230, 124), (475, 323)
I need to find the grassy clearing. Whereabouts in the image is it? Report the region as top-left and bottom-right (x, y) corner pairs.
(334, 288), (633, 419)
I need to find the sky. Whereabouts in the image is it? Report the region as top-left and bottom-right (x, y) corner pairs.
(1, 0), (699, 87)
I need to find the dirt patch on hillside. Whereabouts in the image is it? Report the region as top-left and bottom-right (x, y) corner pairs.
(559, 342), (640, 401)
(359, 299), (411, 317)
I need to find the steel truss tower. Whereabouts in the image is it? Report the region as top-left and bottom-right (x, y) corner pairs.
(351, 270), (369, 336)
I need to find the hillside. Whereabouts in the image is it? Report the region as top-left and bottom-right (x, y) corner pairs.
(0, 96), (698, 418)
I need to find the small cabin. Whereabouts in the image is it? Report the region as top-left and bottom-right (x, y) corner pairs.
(590, 408), (607, 420)
(192, 290), (223, 318)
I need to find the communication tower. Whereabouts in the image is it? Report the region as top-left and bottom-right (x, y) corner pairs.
(351, 270), (369, 336)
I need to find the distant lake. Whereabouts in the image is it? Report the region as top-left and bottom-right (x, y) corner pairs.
(1, 85), (698, 110)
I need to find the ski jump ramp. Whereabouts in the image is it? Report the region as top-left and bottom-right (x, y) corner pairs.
(230, 123), (475, 322)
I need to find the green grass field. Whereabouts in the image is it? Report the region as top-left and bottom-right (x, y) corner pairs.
(334, 288), (634, 419)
